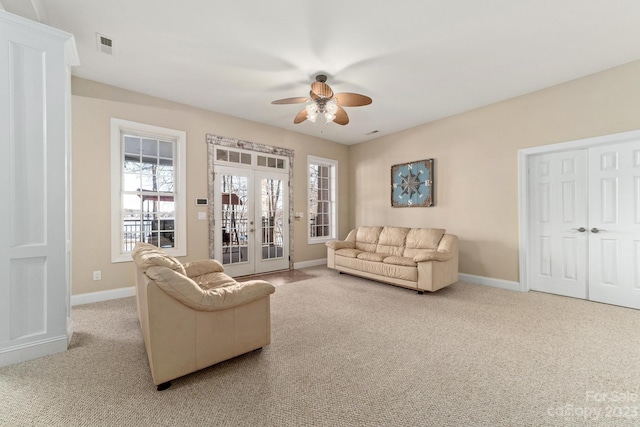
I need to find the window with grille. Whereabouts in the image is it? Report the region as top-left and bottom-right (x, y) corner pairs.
(308, 156), (337, 243)
(111, 119), (186, 262)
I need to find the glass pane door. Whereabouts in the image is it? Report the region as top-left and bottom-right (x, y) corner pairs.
(214, 167), (254, 277)
(256, 172), (289, 273)
(213, 166), (289, 277)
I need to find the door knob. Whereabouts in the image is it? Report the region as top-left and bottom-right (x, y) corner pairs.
(572, 227), (586, 232)
(591, 227), (601, 233)
(250, 228), (254, 232)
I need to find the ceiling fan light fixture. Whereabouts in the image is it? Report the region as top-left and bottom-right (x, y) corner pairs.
(325, 98), (338, 115)
(305, 102), (318, 122)
(272, 75), (371, 126)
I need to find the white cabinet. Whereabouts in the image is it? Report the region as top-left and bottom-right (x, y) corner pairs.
(0, 11), (79, 366)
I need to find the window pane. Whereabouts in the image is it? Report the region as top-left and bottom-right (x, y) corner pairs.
(258, 156), (266, 167)
(140, 156), (157, 167)
(140, 174), (156, 190)
(229, 150), (240, 163)
(277, 159), (284, 169)
(268, 157), (276, 168)
(142, 138), (157, 157)
(124, 136), (140, 155)
(124, 159), (141, 172)
(123, 173), (140, 191)
(156, 167), (174, 192)
(217, 149), (228, 161)
(123, 194), (141, 213)
(159, 141), (173, 159)
(241, 153), (251, 164)
(157, 198), (174, 214)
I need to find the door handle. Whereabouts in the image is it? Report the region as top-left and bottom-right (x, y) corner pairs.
(250, 228), (254, 233)
(572, 227), (586, 232)
(591, 227), (606, 233)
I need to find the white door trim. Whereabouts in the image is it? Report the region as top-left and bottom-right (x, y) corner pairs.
(518, 129), (640, 292)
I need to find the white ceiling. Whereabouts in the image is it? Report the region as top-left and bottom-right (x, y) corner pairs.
(4, 0), (640, 145)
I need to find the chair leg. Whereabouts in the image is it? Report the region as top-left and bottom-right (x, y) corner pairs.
(157, 381), (172, 391)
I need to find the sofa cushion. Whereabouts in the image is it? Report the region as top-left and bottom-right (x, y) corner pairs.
(376, 227), (410, 256)
(355, 226), (383, 252)
(132, 242), (186, 275)
(335, 256), (418, 282)
(146, 266), (275, 311)
(335, 248), (364, 258)
(357, 252), (387, 262)
(403, 228), (446, 258)
(382, 255), (417, 267)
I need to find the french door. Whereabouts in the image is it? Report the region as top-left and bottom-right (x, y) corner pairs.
(213, 166), (289, 277)
(527, 139), (640, 309)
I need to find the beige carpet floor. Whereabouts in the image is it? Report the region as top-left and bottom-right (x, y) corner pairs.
(2, 266), (640, 426)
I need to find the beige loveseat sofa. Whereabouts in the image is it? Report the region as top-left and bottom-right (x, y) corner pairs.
(132, 243), (276, 390)
(326, 226), (458, 292)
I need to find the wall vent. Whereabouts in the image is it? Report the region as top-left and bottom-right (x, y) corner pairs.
(96, 33), (114, 55)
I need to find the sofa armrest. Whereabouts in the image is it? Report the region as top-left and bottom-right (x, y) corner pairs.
(325, 229), (358, 250)
(413, 250), (452, 263)
(413, 234), (458, 263)
(325, 240), (355, 250)
(183, 259), (225, 277)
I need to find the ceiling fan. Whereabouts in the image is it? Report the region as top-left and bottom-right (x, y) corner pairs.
(271, 74), (372, 125)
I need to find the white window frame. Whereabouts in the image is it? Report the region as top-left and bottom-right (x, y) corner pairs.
(110, 118), (187, 262)
(307, 155), (338, 244)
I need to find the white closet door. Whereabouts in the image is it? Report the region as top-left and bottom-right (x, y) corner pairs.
(588, 141), (640, 309)
(528, 150), (588, 299)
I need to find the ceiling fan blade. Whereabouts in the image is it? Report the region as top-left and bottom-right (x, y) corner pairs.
(335, 92), (372, 107)
(333, 106), (349, 125)
(311, 81), (333, 99)
(293, 108), (308, 124)
(272, 97), (309, 105)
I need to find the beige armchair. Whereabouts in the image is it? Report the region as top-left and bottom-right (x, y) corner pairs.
(131, 243), (276, 390)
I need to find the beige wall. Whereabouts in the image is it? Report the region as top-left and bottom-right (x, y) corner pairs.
(71, 77), (350, 295)
(349, 59), (640, 282)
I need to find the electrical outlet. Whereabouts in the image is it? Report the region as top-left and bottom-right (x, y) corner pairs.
(93, 271), (101, 281)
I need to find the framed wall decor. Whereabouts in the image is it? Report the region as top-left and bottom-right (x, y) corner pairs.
(391, 158), (434, 207)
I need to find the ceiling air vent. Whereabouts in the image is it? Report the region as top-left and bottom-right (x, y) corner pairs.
(96, 33), (114, 55)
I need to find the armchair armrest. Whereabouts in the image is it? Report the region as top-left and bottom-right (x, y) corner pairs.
(146, 266), (275, 311)
(183, 259), (224, 278)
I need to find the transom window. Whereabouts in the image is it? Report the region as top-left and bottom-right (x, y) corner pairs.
(308, 156), (337, 243)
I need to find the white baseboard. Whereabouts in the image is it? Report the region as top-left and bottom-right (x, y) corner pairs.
(71, 286), (135, 306)
(458, 273), (521, 292)
(293, 258), (327, 269)
(68, 271), (519, 307)
(0, 335), (69, 368)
